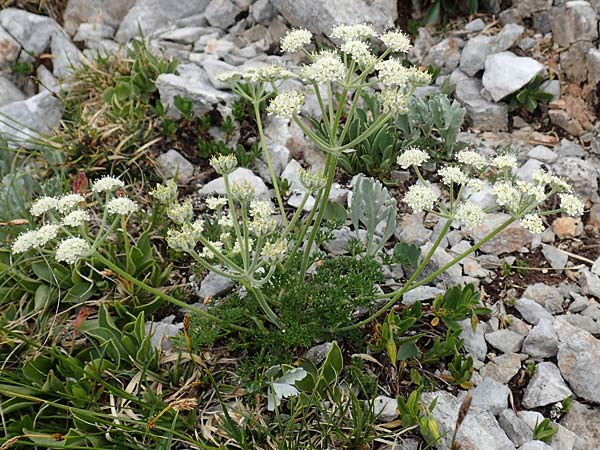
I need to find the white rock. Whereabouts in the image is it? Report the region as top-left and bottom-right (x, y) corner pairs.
(372, 396), (398, 422)
(459, 318), (488, 361)
(515, 298), (554, 325)
(0, 8), (59, 54)
(205, 0), (242, 29)
(482, 52), (546, 102)
(199, 167), (270, 200)
(522, 318), (559, 358)
(498, 409), (533, 447)
(0, 75), (25, 107)
(0, 25), (21, 68)
(522, 361), (573, 408)
(485, 329), (524, 354)
(402, 286), (444, 305)
(157, 149), (195, 182)
(470, 377), (511, 415)
(480, 353), (523, 384)
(197, 271), (234, 299)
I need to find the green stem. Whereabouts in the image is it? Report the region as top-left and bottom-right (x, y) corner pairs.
(246, 284), (284, 329)
(254, 100), (288, 226)
(93, 254), (251, 333)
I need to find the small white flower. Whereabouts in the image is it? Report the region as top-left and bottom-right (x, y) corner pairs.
(397, 147), (430, 169)
(150, 181), (178, 204)
(36, 224), (60, 246)
(560, 193), (585, 217)
(232, 236), (254, 254)
(438, 166), (468, 185)
(166, 220), (204, 252)
(55, 237), (91, 264)
(199, 241), (223, 260)
(380, 30), (412, 52)
(467, 178), (486, 193)
(492, 154), (517, 170)
(406, 67), (432, 86)
(248, 216), (277, 235)
(11, 230), (40, 254)
(243, 65), (294, 83)
(521, 214), (545, 234)
(57, 194), (85, 214)
(378, 87), (409, 114)
(280, 29), (312, 53)
(457, 150), (487, 170)
(218, 214), (234, 228)
(404, 184), (437, 212)
(330, 24), (376, 42)
(216, 71), (242, 83)
(206, 196), (227, 210)
(267, 90), (305, 119)
(261, 240), (287, 263)
(91, 176), (124, 193)
(300, 51), (345, 83)
(167, 200), (193, 225)
(456, 202), (486, 228)
(106, 197), (139, 215)
(492, 181), (521, 210)
(340, 40), (376, 66)
(30, 196), (59, 217)
(532, 170), (572, 192)
(210, 153), (238, 175)
(517, 181), (546, 202)
(62, 210), (90, 227)
(375, 58), (410, 87)
(250, 200), (274, 218)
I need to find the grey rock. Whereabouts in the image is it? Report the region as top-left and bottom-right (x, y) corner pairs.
(322, 227), (367, 256)
(270, 0), (393, 36)
(402, 286), (444, 305)
(539, 79), (560, 101)
(145, 319), (183, 351)
(454, 78), (508, 131)
(256, 143), (290, 181)
(522, 361), (573, 408)
(582, 302), (600, 320)
(499, 409), (533, 447)
(552, 157), (599, 204)
(587, 47), (600, 86)
(518, 37), (537, 51)
(379, 438), (420, 450)
(408, 27), (435, 65)
(485, 329), (524, 353)
(551, 1), (598, 47)
(580, 269), (600, 298)
(490, 23), (525, 53)
(560, 400), (600, 450)
(564, 314), (600, 334)
(0, 76), (25, 107)
(459, 318), (488, 361)
(515, 297), (555, 325)
(515, 159), (545, 184)
(160, 27), (215, 44)
(569, 294), (590, 313)
(465, 18), (486, 32)
(50, 32), (84, 79)
(551, 424), (579, 450)
(460, 35), (495, 76)
(419, 241), (464, 286)
(199, 167), (270, 200)
(116, 0), (210, 42)
(517, 410), (545, 430)
(205, 0), (242, 29)
(73, 23), (115, 43)
(421, 391), (516, 450)
(63, 0), (135, 35)
(303, 342), (332, 365)
(558, 138), (586, 157)
(527, 146), (558, 163)
(251, 0), (275, 23)
(201, 57), (236, 89)
(560, 40), (593, 84)
(541, 244), (568, 272)
(423, 37), (463, 74)
(0, 8), (59, 54)
(554, 316), (600, 403)
(482, 52), (546, 102)
(372, 396), (398, 422)
(197, 271), (234, 299)
(395, 213), (432, 245)
(156, 67), (233, 119)
(519, 442), (554, 450)
(522, 319), (559, 358)
(523, 283), (564, 314)
(470, 377), (511, 415)
(157, 149), (195, 182)
(0, 91), (62, 148)
(480, 353), (522, 384)
(466, 213), (531, 255)
(592, 256), (600, 276)
(0, 25), (20, 68)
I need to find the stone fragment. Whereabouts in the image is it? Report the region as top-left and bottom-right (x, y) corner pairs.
(498, 409), (533, 447)
(0, 76), (25, 107)
(199, 168), (270, 200)
(550, 1), (598, 47)
(523, 283), (564, 314)
(454, 78), (508, 131)
(205, 0), (242, 29)
(157, 149), (195, 183)
(479, 353), (522, 384)
(423, 37), (463, 74)
(197, 271), (234, 299)
(552, 217), (583, 239)
(402, 286), (444, 305)
(522, 361), (573, 408)
(485, 329), (524, 354)
(459, 319), (487, 361)
(0, 8), (59, 54)
(372, 396), (398, 422)
(515, 298), (554, 325)
(560, 400), (600, 450)
(522, 319), (559, 358)
(580, 269), (600, 298)
(470, 377), (511, 415)
(63, 0), (135, 35)
(467, 213), (531, 255)
(482, 52), (546, 102)
(552, 156), (599, 204)
(50, 32), (84, 79)
(541, 244), (568, 272)
(0, 25), (20, 68)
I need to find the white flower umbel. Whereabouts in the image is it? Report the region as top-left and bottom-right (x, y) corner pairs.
(380, 30), (411, 53)
(267, 90), (305, 119)
(57, 194), (85, 214)
(199, 241), (223, 260)
(218, 213), (234, 228)
(166, 220), (204, 253)
(30, 196), (59, 217)
(106, 197), (139, 215)
(438, 166), (468, 185)
(560, 193), (585, 217)
(378, 87), (409, 114)
(492, 154), (517, 170)
(397, 147), (430, 169)
(456, 150), (487, 170)
(250, 200), (274, 218)
(206, 196), (227, 210)
(11, 225), (59, 254)
(36, 224), (60, 247)
(243, 65), (294, 83)
(521, 214), (545, 234)
(216, 71), (242, 83)
(330, 24), (376, 42)
(55, 237), (92, 264)
(375, 58), (409, 87)
(456, 202), (486, 228)
(299, 168), (326, 192)
(492, 181), (520, 210)
(467, 178), (485, 192)
(261, 240), (287, 263)
(280, 29), (312, 53)
(300, 51), (345, 83)
(407, 67), (432, 86)
(150, 181), (178, 204)
(62, 210), (90, 227)
(231, 180), (256, 203)
(210, 154), (238, 175)
(517, 181), (546, 202)
(404, 184), (437, 212)
(341, 40), (376, 66)
(167, 200), (193, 225)
(248, 216), (277, 235)
(91, 176), (125, 193)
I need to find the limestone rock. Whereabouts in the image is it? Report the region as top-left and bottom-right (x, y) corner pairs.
(482, 52), (546, 102)
(454, 77), (508, 131)
(522, 361), (573, 408)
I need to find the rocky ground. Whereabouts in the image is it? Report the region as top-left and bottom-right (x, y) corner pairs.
(1, 0), (600, 449)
